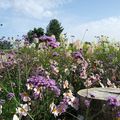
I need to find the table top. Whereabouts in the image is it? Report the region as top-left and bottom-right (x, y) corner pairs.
(77, 87), (120, 101)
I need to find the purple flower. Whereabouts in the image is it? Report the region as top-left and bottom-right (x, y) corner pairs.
(7, 93), (15, 100)
(84, 99), (91, 108)
(27, 76), (61, 99)
(72, 51), (84, 59)
(52, 52), (59, 57)
(107, 96), (120, 107)
(39, 35), (60, 48)
(48, 41), (60, 48)
(39, 35), (56, 42)
(0, 51), (5, 55)
(116, 112), (120, 117)
(0, 99), (5, 105)
(57, 101), (68, 114)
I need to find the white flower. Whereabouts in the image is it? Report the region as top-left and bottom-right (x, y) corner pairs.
(50, 102), (59, 117)
(0, 105), (2, 114)
(26, 83), (33, 90)
(16, 104), (30, 116)
(33, 87), (42, 95)
(13, 114), (19, 120)
(34, 38), (39, 43)
(20, 92), (31, 102)
(1, 55), (7, 62)
(63, 80), (69, 89)
(68, 97), (79, 110)
(0, 61), (4, 69)
(63, 90), (74, 99)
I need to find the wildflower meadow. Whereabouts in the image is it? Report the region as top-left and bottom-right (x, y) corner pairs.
(0, 33), (120, 120)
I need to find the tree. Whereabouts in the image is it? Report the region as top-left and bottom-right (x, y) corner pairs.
(27, 27), (44, 43)
(0, 40), (12, 49)
(46, 19), (64, 41)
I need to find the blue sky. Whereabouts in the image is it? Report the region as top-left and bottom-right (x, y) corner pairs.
(1, 0), (120, 41)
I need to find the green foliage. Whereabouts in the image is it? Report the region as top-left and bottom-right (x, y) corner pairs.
(0, 40), (12, 50)
(27, 27), (44, 43)
(46, 19), (64, 41)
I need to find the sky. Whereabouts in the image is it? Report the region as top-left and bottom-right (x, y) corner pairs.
(0, 0), (120, 41)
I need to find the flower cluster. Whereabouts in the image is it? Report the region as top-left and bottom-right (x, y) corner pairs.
(26, 75), (61, 99)
(80, 60), (88, 79)
(107, 96), (120, 107)
(63, 90), (79, 110)
(50, 60), (59, 75)
(84, 74), (101, 87)
(39, 35), (60, 48)
(72, 49), (84, 60)
(0, 51), (16, 69)
(50, 90), (79, 117)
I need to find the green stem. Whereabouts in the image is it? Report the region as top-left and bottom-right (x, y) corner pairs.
(85, 107), (89, 120)
(17, 60), (21, 95)
(89, 109), (103, 120)
(66, 111), (80, 120)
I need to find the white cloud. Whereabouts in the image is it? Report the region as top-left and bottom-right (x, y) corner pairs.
(68, 16), (120, 41)
(0, 0), (71, 19)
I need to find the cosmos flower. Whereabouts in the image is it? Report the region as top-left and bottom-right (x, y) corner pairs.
(63, 80), (69, 89)
(63, 90), (79, 110)
(16, 104), (30, 116)
(50, 102), (58, 117)
(13, 114), (19, 120)
(26, 83), (34, 90)
(50, 100), (68, 117)
(50, 90), (80, 117)
(63, 90), (74, 99)
(20, 92), (31, 102)
(68, 97), (79, 110)
(57, 101), (68, 114)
